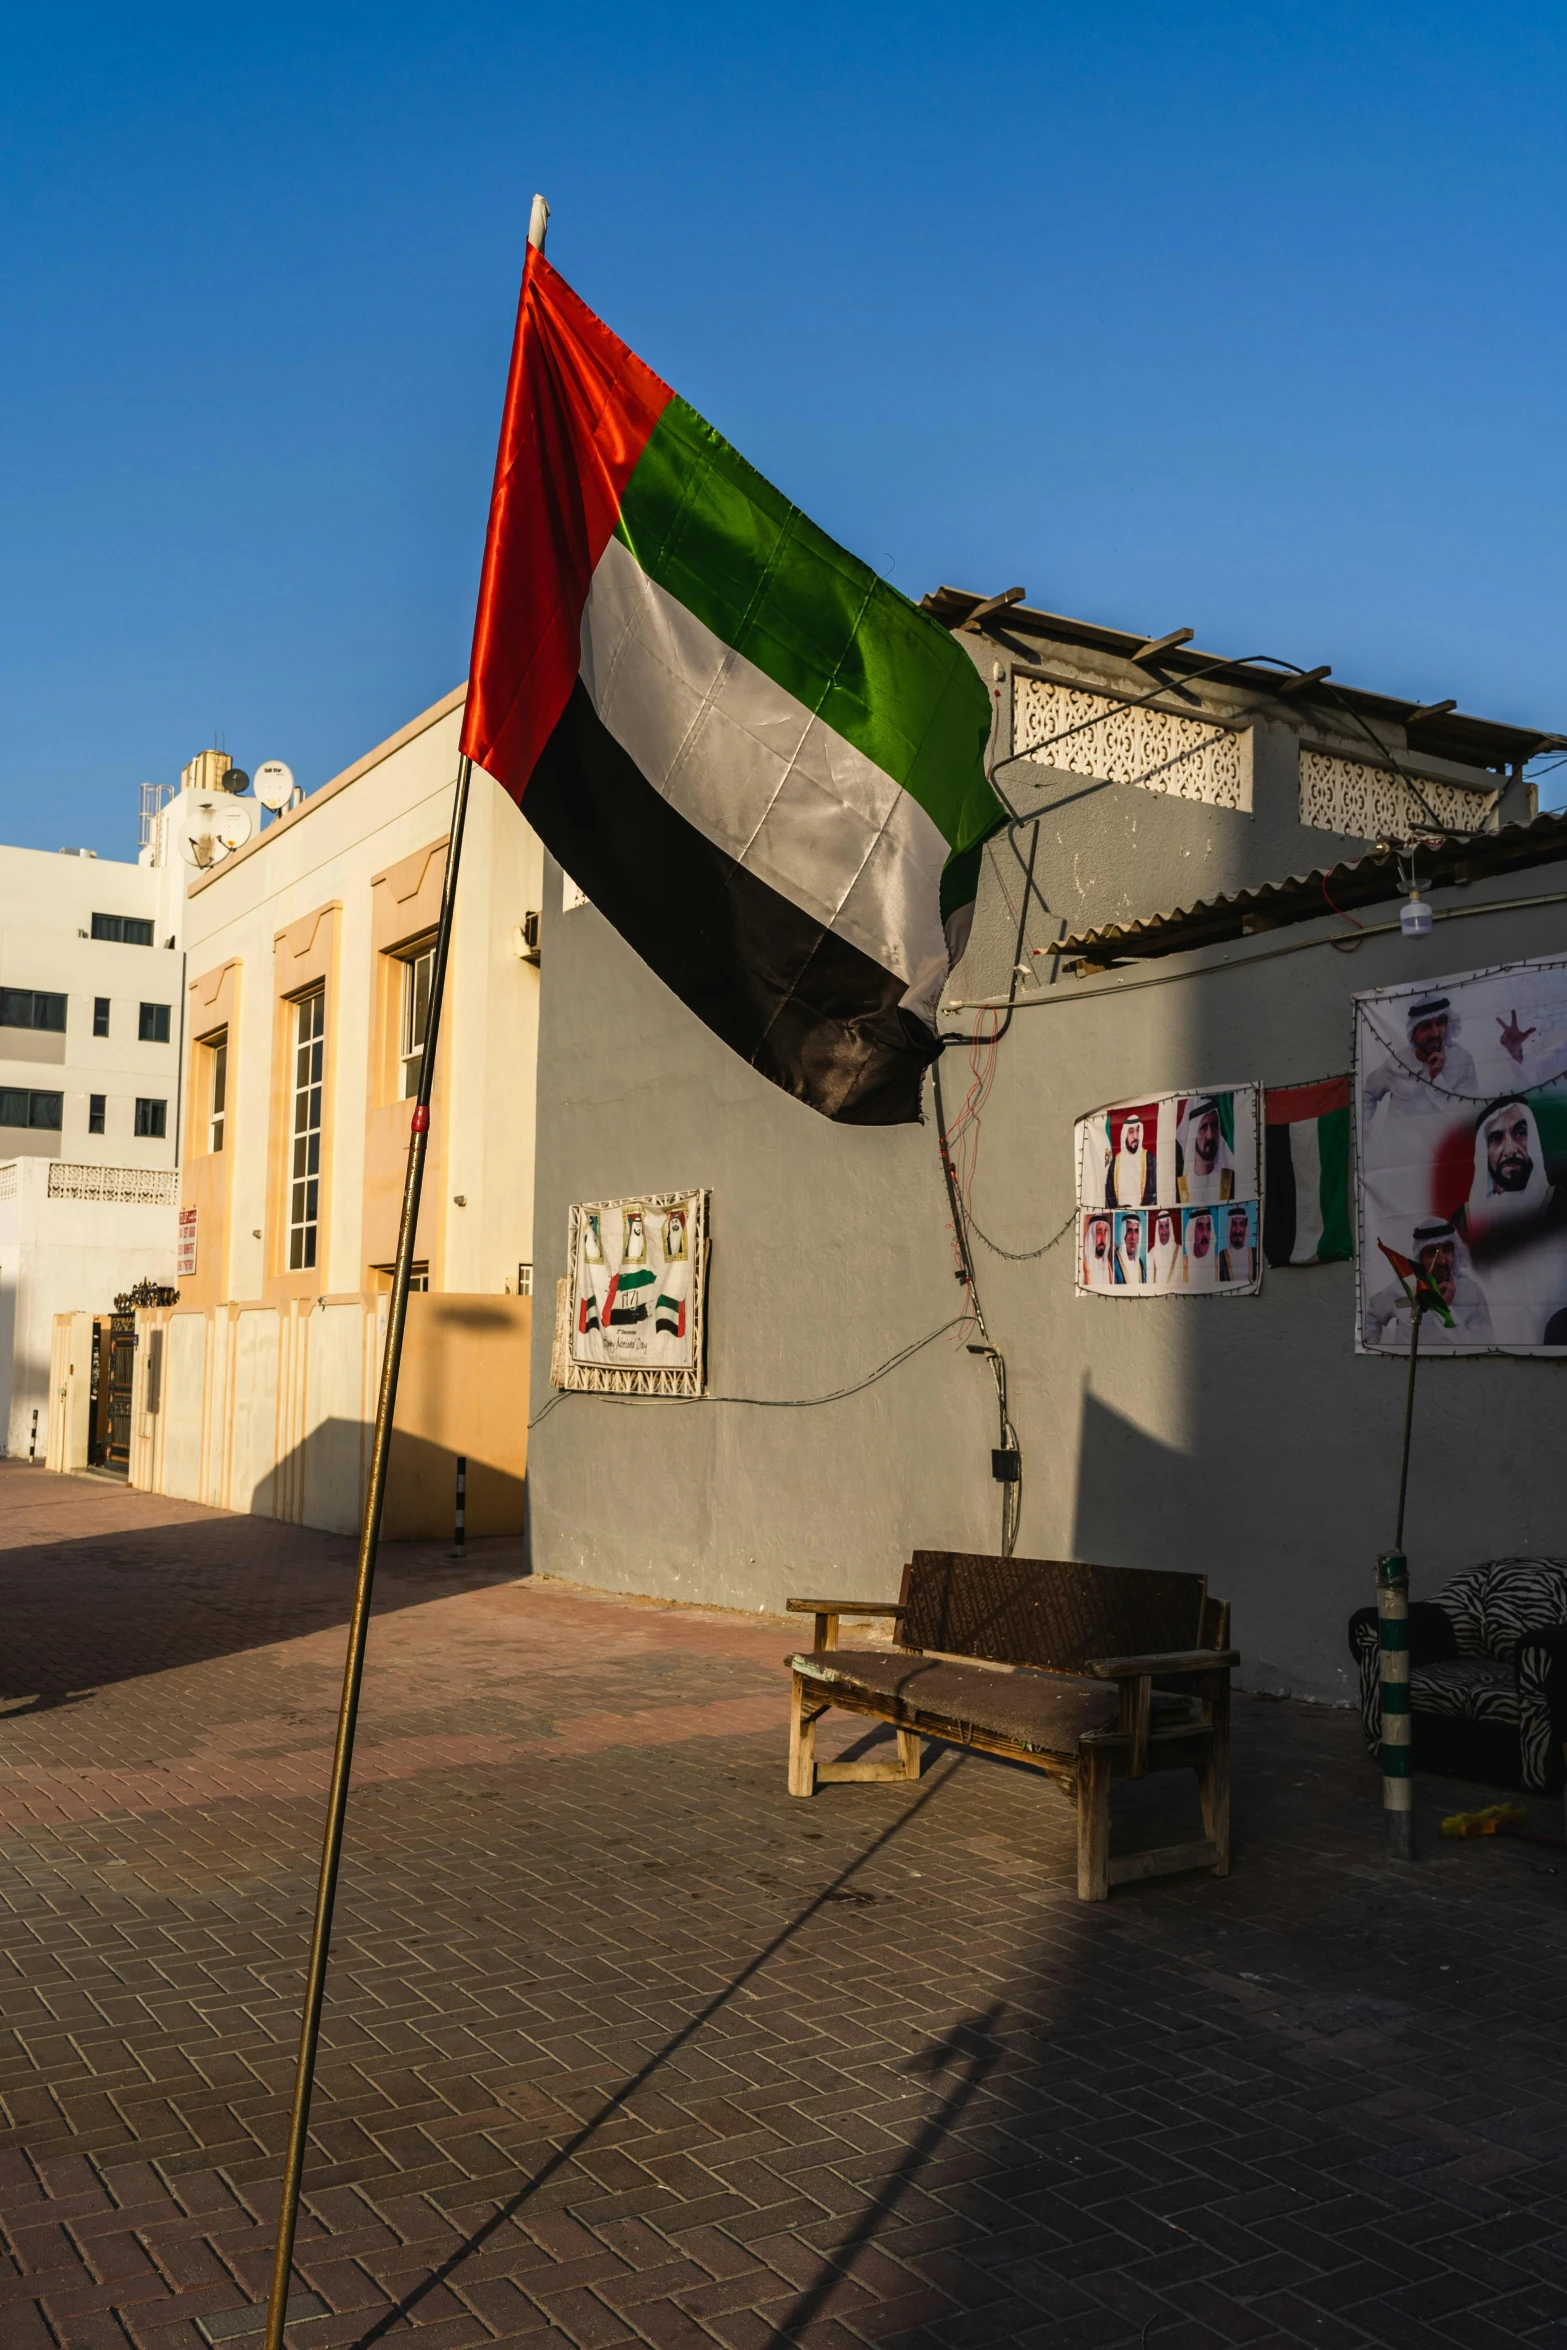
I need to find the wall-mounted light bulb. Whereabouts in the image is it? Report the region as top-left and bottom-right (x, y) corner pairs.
(1401, 891), (1432, 938)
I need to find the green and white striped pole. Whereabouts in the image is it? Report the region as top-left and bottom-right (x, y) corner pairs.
(1377, 1549), (1413, 1860)
(1380, 1293), (1425, 1862)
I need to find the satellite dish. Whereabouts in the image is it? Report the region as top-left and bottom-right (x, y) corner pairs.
(254, 759), (296, 812)
(177, 792), (255, 869)
(220, 766), (250, 795)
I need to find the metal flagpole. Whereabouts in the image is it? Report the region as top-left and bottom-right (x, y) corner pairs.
(261, 190), (552, 2350)
(1377, 1294), (1425, 1865)
(261, 753), (473, 2350)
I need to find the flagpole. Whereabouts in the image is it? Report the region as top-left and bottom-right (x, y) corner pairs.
(260, 190), (552, 2350)
(261, 754), (473, 2350)
(1378, 1295), (1424, 1866)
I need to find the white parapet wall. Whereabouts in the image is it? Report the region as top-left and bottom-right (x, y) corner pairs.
(0, 1157), (177, 1458)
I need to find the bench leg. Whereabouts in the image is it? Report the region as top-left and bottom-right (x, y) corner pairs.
(788, 1676), (821, 1799)
(1199, 1692), (1231, 1876)
(896, 1728), (922, 1782)
(1076, 1746), (1112, 1902)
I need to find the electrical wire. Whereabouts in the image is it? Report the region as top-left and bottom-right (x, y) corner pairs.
(527, 1315), (971, 1427)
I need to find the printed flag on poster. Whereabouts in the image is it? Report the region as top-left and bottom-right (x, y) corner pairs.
(1262, 1077), (1352, 1267)
(460, 246), (1004, 1125)
(1355, 956), (1567, 1354)
(1075, 1086), (1262, 1297)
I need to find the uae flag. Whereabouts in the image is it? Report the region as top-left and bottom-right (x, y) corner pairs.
(1263, 1076), (1352, 1267)
(460, 245), (1003, 1125)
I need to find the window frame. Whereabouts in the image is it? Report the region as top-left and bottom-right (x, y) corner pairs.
(91, 912), (154, 946)
(93, 996), (110, 1038)
(0, 988), (67, 1033)
(398, 943), (435, 1101)
(0, 1087), (64, 1131)
(288, 987), (325, 1272)
(134, 1097), (168, 1139)
(206, 1031), (228, 1154)
(138, 1001), (172, 1044)
(88, 1093), (106, 1135)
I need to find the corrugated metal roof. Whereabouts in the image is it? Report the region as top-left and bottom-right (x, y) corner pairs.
(1052, 811), (1567, 966)
(921, 585), (1563, 774)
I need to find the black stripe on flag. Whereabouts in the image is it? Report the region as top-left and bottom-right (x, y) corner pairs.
(525, 679), (941, 1124)
(1262, 1126), (1297, 1268)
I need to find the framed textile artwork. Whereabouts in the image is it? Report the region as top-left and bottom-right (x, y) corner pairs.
(556, 1189), (710, 1393)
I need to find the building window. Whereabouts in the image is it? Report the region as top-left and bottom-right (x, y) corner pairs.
(134, 1097), (168, 1139)
(138, 1002), (171, 1043)
(0, 988), (67, 1032)
(0, 1089), (64, 1130)
(92, 912), (154, 946)
(207, 1033), (228, 1152)
(89, 1094), (106, 1134)
(372, 1261), (429, 1292)
(93, 997), (110, 1037)
(289, 988), (325, 1271)
(517, 1262), (533, 1297)
(400, 945), (434, 1099)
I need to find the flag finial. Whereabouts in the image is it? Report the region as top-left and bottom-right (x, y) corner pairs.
(528, 194), (550, 252)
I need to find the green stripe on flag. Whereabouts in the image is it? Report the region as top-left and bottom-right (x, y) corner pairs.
(1316, 1105), (1352, 1262)
(617, 396), (1001, 864)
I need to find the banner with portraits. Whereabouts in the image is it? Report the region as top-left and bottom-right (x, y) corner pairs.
(1075, 1087), (1262, 1297)
(557, 1190), (710, 1393)
(1355, 959), (1567, 1355)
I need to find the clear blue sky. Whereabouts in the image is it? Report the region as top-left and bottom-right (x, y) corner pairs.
(4, 2), (1566, 860)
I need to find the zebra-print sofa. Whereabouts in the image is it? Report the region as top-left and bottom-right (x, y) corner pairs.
(1349, 1558), (1567, 1794)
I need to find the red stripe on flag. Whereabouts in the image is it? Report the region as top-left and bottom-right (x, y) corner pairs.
(460, 248), (673, 802)
(1265, 1073), (1350, 1126)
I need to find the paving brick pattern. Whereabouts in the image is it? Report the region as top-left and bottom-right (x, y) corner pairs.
(2, 1463), (1566, 2350)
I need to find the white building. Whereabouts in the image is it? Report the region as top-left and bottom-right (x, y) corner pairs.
(0, 834), (186, 1455)
(115, 686), (545, 1539)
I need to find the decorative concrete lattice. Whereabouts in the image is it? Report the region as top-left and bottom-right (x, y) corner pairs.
(1299, 748), (1494, 840)
(0, 1163), (16, 1202)
(1014, 675), (1246, 809)
(46, 1163), (179, 1206)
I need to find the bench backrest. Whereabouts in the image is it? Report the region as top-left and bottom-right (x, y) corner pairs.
(898, 1550), (1215, 1673)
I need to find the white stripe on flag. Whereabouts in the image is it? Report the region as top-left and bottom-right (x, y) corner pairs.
(580, 535), (952, 1021)
(1288, 1119), (1324, 1263)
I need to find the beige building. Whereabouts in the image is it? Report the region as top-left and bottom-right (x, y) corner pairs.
(115, 684), (544, 1537)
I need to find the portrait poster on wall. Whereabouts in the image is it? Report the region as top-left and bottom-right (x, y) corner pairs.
(1355, 958), (1567, 1354)
(1075, 1087), (1262, 1297)
(556, 1190), (710, 1394)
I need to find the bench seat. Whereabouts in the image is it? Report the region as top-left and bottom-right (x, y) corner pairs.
(789, 1648), (1197, 1756)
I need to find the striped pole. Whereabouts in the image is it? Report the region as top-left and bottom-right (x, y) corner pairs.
(453, 1455), (467, 1559)
(1378, 1549), (1413, 1860)
(1380, 1294), (1424, 1862)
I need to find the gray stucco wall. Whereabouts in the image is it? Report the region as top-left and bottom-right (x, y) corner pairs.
(526, 652), (1561, 1704)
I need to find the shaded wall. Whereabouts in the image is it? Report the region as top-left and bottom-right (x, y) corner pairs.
(527, 832), (1567, 1701)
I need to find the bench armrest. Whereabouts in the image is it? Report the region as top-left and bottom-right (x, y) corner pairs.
(787, 1599), (907, 1616)
(786, 1597), (906, 1656)
(1086, 1648), (1237, 1778)
(1087, 1649), (1240, 1678)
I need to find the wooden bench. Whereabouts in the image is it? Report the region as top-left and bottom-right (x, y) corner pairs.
(785, 1549), (1237, 1901)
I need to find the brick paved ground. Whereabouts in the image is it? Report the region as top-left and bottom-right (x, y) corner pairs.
(2, 1463), (1566, 2350)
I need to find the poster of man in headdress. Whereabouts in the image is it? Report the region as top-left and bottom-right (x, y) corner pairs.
(563, 1190), (710, 1389)
(1075, 1085), (1261, 1297)
(1146, 1206), (1181, 1290)
(1081, 1211), (1115, 1290)
(1114, 1210), (1147, 1285)
(1218, 1201), (1257, 1287)
(1355, 958), (1567, 1353)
